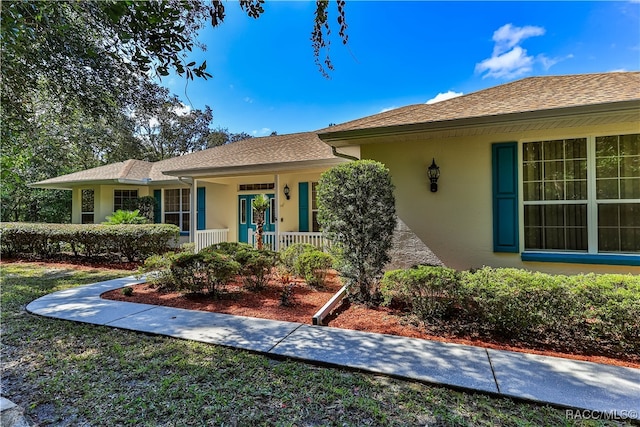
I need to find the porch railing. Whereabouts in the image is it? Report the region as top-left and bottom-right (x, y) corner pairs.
(195, 228), (229, 252)
(247, 230), (330, 251)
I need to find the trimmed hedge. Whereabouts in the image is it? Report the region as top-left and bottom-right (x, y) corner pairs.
(0, 222), (179, 261)
(381, 266), (640, 357)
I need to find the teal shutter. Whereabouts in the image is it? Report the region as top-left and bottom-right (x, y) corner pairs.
(197, 187), (206, 230)
(153, 189), (161, 223)
(492, 142), (519, 252)
(298, 182), (309, 232)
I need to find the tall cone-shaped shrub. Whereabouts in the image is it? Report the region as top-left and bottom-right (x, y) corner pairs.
(317, 160), (396, 304)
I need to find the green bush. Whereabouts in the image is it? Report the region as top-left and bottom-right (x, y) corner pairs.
(139, 250), (240, 296)
(202, 241), (253, 257)
(295, 249), (333, 288)
(381, 266), (461, 321)
(280, 243), (316, 273)
(0, 222), (179, 261)
(234, 247), (277, 291)
(379, 265), (640, 357)
(104, 209), (149, 224)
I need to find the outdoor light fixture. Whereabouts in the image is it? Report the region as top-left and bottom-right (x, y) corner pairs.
(283, 184), (291, 200)
(427, 158), (440, 192)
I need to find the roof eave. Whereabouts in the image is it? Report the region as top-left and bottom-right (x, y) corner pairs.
(318, 100), (640, 146)
(162, 158), (348, 178)
(29, 177), (179, 190)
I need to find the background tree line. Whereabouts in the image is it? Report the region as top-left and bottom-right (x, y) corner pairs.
(0, 0), (348, 223)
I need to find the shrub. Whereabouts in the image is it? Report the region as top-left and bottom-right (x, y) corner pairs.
(139, 249), (240, 296)
(381, 266), (461, 321)
(280, 243), (316, 273)
(104, 209), (148, 224)
(0, 222), (179, 261)
(317, 160), (396, 304)
(234, 247), (277, 291)
(295, 249), (333, 288)
(379, 265), (640, 357)
(203, 241), (253, 257)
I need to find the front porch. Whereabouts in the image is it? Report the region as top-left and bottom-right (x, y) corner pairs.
(195, 228), (329, 252)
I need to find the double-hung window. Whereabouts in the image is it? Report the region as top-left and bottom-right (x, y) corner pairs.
(81, 189), (94, 224)
(523, 133), (639, 255)
(164, 188), (190, 232)
(114, 189), (138, 211)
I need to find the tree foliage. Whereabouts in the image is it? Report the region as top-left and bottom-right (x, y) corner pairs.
(1, 0), (349, 223)
(317, 160), (397, 304)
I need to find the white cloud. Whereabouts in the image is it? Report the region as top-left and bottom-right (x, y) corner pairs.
(244, 97), (254, 104)
(476, 46), (535, 79)
(426, 91), (463, 104)
(492, 24), (545, 56)
(537, 53), (574, 71)
(476, 24), (549, 79)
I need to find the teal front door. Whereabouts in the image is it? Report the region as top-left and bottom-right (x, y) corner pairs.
(238, 194), (275, 244)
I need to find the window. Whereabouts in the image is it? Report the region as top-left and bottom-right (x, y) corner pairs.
(239, 183), (275, 191)
(240, 198), (247, 224)
(114, 189), (138, 211)
(270, 197), (277, 224)
(81, 189), (94, 224)
(164, 188), (190, 232)
(523, 134), (639, 254)
(311, 182), (321, 232)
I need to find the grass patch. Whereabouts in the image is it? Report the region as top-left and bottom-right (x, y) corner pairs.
(1, 262), (631, 426)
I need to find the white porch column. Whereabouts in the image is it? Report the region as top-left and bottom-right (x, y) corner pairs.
(191, 178), (198, 243)
(274, 174), (280, 251)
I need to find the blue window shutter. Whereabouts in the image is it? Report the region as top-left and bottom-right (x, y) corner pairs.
(153, 189), (161, 224)
(298, 182), (309, 232)
(492, 142), (519, 252)
(197, 187), (206, 230)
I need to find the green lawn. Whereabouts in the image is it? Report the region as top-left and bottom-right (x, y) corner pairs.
(0, 262), (630, 426)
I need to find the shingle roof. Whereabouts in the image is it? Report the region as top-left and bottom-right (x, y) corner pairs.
(318, 72), (640, 134)
(31, 160), (157, 188)
(31, 132), (341, 188)
(157, 131), (340, 175)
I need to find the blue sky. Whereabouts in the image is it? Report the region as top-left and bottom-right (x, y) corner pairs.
(162, 1), (640, 136)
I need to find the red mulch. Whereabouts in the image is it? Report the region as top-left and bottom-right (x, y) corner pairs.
(5, 259), (638, 369)
(103, 274), (343, 324)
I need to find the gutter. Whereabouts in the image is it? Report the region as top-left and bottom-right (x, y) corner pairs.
(331, 146), (359, 161)
(318, 100), (640, 145)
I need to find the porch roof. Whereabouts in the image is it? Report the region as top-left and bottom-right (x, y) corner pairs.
(317, 72), (640, 144)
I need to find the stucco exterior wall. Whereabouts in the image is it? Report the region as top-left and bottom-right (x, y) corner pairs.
(71, 184), (150, 224)
(360, 120), (640, 275)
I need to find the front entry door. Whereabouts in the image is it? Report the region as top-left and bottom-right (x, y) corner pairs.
(238, 194), (275, 244)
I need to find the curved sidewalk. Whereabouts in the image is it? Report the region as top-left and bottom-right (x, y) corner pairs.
(26, 276), (640, 421)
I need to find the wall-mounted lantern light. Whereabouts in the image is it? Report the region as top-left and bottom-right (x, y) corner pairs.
(427, 158), (440, 192)
(283, 184), (291, 200)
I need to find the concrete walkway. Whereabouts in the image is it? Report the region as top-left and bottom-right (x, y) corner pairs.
(25, 276), (640, 421)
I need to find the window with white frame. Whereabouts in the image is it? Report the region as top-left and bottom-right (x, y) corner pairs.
(164, 188), (190, 232)
(311, 181), (321, 232)
(114, 189), (138, 211)
(523, 133), (639, 254)
(81, 189), (94, 224)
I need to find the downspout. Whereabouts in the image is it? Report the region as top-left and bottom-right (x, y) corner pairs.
(331, 146), (359, 161)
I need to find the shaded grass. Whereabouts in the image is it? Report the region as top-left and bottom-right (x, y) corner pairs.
(1, 262), (632, 426)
